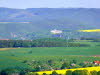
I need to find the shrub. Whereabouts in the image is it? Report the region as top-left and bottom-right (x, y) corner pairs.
(51, 71), (59, 75)
(90, 70), (97, 75)
(42, 73), (47, 75)
(65, 70), (72, 75)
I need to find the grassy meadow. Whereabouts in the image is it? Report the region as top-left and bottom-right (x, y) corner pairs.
(0, 40), (100, 71)
(0, 40), (100, 75)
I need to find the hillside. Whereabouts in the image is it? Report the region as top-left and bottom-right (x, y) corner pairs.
(0, 7), (100, 39)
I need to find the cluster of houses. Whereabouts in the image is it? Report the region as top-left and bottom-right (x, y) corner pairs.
(93, 61), (100, 65)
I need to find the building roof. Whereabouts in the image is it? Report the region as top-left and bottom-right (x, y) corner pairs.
(94, 61), (100, 64)
(51, 29), (62, 34)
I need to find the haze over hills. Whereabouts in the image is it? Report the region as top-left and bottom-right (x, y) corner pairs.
(0, 7), (100, 39)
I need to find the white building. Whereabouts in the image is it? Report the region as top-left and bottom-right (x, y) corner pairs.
(50, 29), (63, 34)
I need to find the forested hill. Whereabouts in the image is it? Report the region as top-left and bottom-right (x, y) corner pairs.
(0, 7), (100, 39)
(0, 8), (100, 25)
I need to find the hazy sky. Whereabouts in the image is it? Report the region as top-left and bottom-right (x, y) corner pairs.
(0, 0), (100, 9)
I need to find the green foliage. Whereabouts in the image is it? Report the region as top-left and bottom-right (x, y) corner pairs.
(82, 70), (89, 75)
(51, 71), (59, 75)
(61, 62), (70, 69)
(97, 71), (100, 75)
(0, 39), (93, 48)
(48, 59), (55, 66)
(64, 70), (89, 75)
(40, 64), (51, 71)
(0, 68), (20, 75)
(34, 66), (41, 71)
(65, 70), (72, 75)
(72, 70), (84, 75)
(42, 73), (47, 75)
(90, 70), (97, 75)
(33, 73), (39, 75)
(71, 60), (77, 64)
(0, 70), (7, 75)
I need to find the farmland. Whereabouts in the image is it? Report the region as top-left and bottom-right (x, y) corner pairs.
(0, 46), (100, 68)
(0, 48), (16, 51)
(32, 66), (100, 75)
(1, 7), (100, 75)
(78, 29), (100, 32)
(0, 40), (100, 75)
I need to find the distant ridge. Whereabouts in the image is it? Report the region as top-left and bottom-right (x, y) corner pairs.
(0, 7), (100, 39)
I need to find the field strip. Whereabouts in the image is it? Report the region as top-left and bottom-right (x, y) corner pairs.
(78, 29), (100, 32)
(0, 48), (16, 51)
(31, 66), (100, 75)
(0, 22), (30, 23)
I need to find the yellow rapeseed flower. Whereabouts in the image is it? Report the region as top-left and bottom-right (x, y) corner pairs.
(78, 29), (100, 32)
(30, 66), (100, 75)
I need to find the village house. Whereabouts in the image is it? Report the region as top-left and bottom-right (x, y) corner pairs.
(93, 61), (100, 65)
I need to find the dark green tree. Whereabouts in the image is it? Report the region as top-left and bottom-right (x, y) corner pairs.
(48, 59), (55, 66)
(65, 70), (72, 75)
(0, 70), (7, 75)
(72, 60), (77, 64)
(72, 70), (85, 75)
(42, 73), (47, 75)
(51, 71), (58, 75)
(61, 62), (69, 69)
(34, 66), (41, 71)
(90, 70), (97, 75)
(35, 73), (39, 75)
(97, 71), (100, 75)
(82, 70), (89, 75)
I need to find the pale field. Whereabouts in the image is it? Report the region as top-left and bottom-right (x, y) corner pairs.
(0, 48), (16, 51)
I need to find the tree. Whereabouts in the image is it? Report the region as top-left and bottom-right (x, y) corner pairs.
(48, 59), (55, 66)
(97, 71), (100, 75)
(42, 73), (47, 75)
(30, 73), (39, 75)
(34, 66), (41, 71)
(51, 71), (58, 75)
(65, 70), (72, 75)
(90, 70), (97, 75)
(82, 70), (89, 75)
(41, 64), (51, 71)
(0, 70), (7, 75)
(72, 60), (77, 64)
(0, 68), (20, 75)
(72, 70), (89, 75)
(61, 62), (69, 69)
(72, 70), (85, 75)
(35, 73), (39, 75)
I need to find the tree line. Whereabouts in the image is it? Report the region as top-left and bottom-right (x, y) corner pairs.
(0, 38), (90, 48)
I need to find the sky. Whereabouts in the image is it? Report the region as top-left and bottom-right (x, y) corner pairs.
(0, 0), (100, 9)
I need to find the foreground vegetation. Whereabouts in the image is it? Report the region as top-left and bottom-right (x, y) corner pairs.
(30, 66), (100, 75)
(0, 39), (100, 74)
(0, 46), (100, 74)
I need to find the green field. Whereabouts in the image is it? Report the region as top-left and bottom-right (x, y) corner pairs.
(0, 45), (100, 70)
(72, 40), (100, 46)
